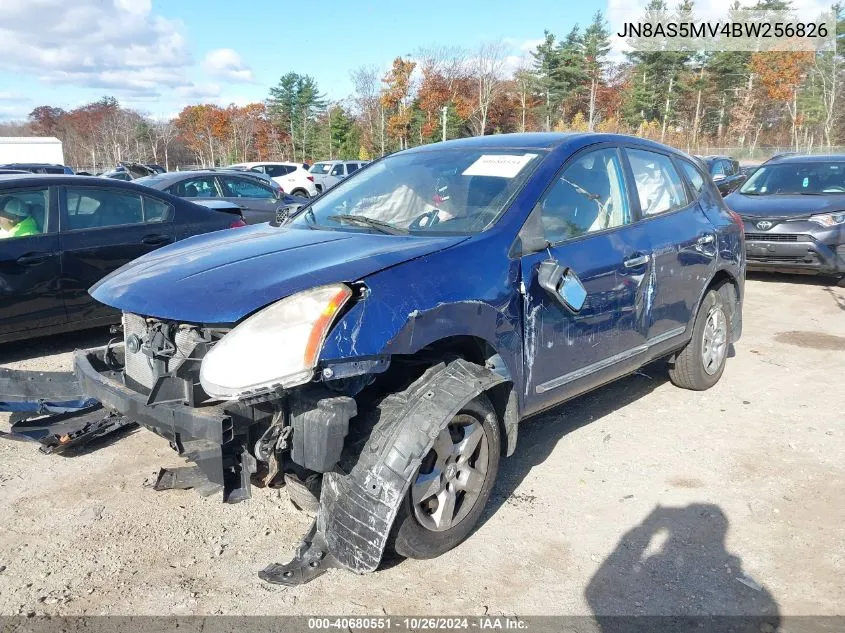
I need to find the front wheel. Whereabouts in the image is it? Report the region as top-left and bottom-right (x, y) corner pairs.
(668, 287), (731, 390)
(390, 394), (501, 560)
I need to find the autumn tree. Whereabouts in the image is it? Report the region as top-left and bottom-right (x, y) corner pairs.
(751, 50), (814, 149)
(381, 57), (416, 150)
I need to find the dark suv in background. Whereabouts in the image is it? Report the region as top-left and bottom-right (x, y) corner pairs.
(698, 155), (746, 196)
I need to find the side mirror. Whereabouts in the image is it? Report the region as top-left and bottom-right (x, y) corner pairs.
(273, 203), (303, 226)
(537, 260), (586, 312)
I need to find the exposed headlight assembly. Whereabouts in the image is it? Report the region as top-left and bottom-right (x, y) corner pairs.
(808, 212), (845, 227)
(200, 284), (353, 400)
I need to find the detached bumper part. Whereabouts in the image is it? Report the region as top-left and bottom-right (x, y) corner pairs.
(73, 346), (256, 503)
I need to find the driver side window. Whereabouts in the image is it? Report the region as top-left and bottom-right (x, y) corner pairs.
(537, 148), (631, 244)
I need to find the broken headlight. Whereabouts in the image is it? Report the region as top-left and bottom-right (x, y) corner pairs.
(199, 284), (353, 400)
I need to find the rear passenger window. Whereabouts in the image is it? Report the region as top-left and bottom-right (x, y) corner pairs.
(347, 163), (359, 174)
(0, 188), (49, 238)
(679, 161), (706, 197)
(169, 177), (218, 198)
(626, 149), (689, 216)
(264, 165), (292, 177)
(65, 188), (143, 230)
(537, 148), (631, 243)
(142, 196), (173, 223)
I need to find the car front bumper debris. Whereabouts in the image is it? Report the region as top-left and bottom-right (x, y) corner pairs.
(0, 345), (505, 586)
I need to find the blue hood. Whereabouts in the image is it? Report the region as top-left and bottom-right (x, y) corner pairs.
(90, 224), (466, 323)
(725, 191), (845, 218)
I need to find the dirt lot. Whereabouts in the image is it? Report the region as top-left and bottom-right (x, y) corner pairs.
(0, 274), (842, 618)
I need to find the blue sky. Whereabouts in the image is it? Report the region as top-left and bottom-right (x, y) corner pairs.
(0, 0), (602, 121)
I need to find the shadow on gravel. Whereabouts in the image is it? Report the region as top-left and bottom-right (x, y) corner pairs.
(483, 360), (668, 525)
(585, 503), (780, 631)
(0, 328), (112, 365)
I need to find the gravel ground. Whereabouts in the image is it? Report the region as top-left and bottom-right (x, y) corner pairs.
(0, 274), (842, 617)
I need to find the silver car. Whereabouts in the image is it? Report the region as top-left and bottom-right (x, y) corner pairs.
(135, 170), (304, 224)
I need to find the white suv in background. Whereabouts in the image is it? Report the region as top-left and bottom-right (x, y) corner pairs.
(309, 160), (368, 192)
(228, 162), (318, 198)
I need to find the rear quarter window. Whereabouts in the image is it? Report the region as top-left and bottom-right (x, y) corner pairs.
(678, 160), (707, 197)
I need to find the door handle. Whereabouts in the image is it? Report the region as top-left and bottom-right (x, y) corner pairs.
(623, 254), (650, 268)
(697, 234), (715, 245)
(16, 252), (54, 266)
(141, 234), (172, 246)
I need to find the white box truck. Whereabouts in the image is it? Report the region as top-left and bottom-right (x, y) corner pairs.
(0, 137), (64, 165)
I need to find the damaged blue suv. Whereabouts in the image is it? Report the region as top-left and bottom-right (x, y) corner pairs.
(71, 133), (744, 584)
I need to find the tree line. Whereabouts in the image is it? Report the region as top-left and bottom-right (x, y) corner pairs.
(3, 0), (843, 171)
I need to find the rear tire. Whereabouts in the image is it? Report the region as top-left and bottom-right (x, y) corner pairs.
(390, 394), (501, 560)
(668, 287), (731, 391)
(291, 188), (309, 198)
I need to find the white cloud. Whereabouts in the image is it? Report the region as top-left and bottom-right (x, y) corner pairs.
(0, 0), (195, 97)
(0, 92), (31, 104)
(203, 49), (255, 83)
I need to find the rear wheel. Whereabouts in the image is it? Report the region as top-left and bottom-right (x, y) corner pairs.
(391, 394), (500, 560)
(291, 188), (309, 198)
(668, 287), (730, 390)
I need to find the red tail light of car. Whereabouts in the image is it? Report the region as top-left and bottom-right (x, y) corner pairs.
(307, 175), (314, 182)
(230, 218), (247, 228)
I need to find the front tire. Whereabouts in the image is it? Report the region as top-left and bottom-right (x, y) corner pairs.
(668, 287), (731, 390)
(391, 394), (501, 560)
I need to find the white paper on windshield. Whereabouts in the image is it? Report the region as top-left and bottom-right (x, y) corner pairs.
(462, 153), (538, 178)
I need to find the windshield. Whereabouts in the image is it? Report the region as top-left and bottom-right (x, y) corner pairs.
(290, 148), (545, 234)
(739, 162), (845, 195)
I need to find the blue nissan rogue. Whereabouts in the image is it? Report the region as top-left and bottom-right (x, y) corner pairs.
(72, 133), (745, 584)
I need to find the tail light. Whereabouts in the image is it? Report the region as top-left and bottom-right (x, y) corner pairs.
(230, 218), (246, 228)
(728, 210), (744, 235)
(307, 175), (314, 182)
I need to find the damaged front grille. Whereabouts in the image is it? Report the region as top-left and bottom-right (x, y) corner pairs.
(122, 313), (220, 396)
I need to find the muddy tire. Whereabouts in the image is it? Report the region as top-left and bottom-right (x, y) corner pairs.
(284, 472), (321, 516)
(390, 394), (501, 560)
(668, 286), (731, 391)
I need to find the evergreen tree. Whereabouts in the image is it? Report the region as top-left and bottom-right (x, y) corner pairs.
(582, 11), (611, 130)
(267, 72), (326, 161)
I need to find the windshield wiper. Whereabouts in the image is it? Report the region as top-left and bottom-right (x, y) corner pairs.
(327, 214), (408, 235)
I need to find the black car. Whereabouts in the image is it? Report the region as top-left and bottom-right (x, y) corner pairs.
(0, 163), (73, 175)
(0, 175), (246, 344)
(725, 154), (845, 283)
(698, 155), (746, 196)
(135, 170), (305, 224)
